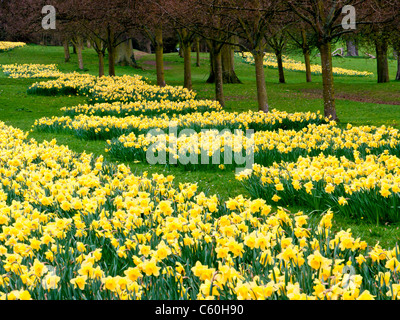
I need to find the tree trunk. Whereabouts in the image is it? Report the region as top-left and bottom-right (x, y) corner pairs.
(206, 41), (216, 83)
(396, 48), (400, 81)
(98, 52), (105, 77)
(375, 38), (390, 83)
(115, 39), (135, 66)
(221, 43), (241, 84)
(77, 46), (84, 70)
(301, 28), (312, 82)
(276, 52), (285, 84)
(178, 38), (184, 58)
(214, 49), (225, 107)
(108, 46), (116, 76)
(346, 40), (358, 57)
(144, 38), (152, 54)
(195, 36), (200, 67)
(183, 41), (192, 90)
(207, 41), (241, 84)
(303, 48), (312, 82)
(253, 52), (269, 113)
(62, 38), (70, 62)
(200, 39), (208, 53)
(107, 26), (116, 76)
(394, 46), (400, 81)
(319, 41), (338, 121)
(75, 36), (84, 70)
(155, 26), (166, 87)
(92, 36), (106, 77)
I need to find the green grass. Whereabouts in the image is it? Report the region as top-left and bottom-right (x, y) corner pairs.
(1, 43), (400, 248)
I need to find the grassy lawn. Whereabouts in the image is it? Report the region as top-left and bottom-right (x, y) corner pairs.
(1, 44), (400, 248)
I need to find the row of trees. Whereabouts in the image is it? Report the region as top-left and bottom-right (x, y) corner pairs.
(1, 0), (399, 121)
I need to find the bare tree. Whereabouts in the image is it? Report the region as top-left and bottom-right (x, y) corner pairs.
(287, 22), (314, 83)
(140, 0), (173, 87)
(268, 31), (287, 84)
(285, 0), (367, 121)
(217, 0), (285, 112)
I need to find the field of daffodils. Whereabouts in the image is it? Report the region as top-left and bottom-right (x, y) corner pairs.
(0, 59), (399, 300)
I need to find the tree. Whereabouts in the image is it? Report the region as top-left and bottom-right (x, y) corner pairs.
(194, 35), (201, 67)
(372, 0), (400, 83)
(115, 39), (136, 67)
(391, 12), (400, 81)
(177, 27), (197, 90)
(357, 0), (400, 83)
(89, 29), (107, 77)
(285, 0), (376, 121)
(161, 0), (200, 90)
(194, 0), (242, 106)
(1, 0), (90, 70)
(221, 37), (241, 84)
(57, 0), (140, 76)
(163, 0), (238, 97)
(396, 49), (400, 81)
(220, 0), (285, 112)
(140, 0), (172, 87)
(71, 34), (85, 70)
(394, 20), (400, 81)
(287, 23), (314, 83)
(267, 31), (287, 84)
(345, 36), (359, 56)
(0, 0), (44, 42)
(62, 37), (71, 62)
(375, 30), (390, 83)
(207, 36), (242, 84)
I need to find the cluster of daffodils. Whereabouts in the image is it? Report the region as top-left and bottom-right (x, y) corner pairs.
(249, 123), (400, 165)
(34, 113), (174, 141)
(236, 151), (400, 224)
(33, 109), (328, 142)
(0, 41), (26, 52)
(106, 129), (255, 171)
(1, 121), (400, 300)
(1, 64), (64, 79)
(85, 75), (196, 103)
(27, 72), (96, 96)
(28, 73), (196, 103)
(61, 100), (223, 118)
(105, 122), (400, 171)
(239, 52), (373, 77)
